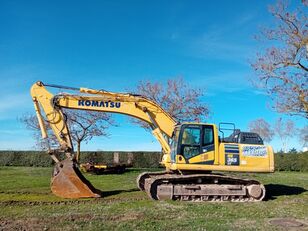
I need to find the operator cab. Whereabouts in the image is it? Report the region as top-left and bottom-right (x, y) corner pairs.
(170, 123), (216, 164)
(170, 122), (264, 164)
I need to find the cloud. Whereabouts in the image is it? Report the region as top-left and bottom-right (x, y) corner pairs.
(192, 71), (252, 94)
(0, 130), (23, 135)
(0, 65), (40, 91)
(236, 13), (257, 27)
(252, 90), (268, 96)
(188, 23), (256, 63)
(0, 92), (33, 121)
(0, 140), (35, 150)
(0, 65), (42, 120)
(0, 120), (37, 150)
(192, 39), (252, 62)
(0, 93), (31, 112)
(164, 11), (258, 63)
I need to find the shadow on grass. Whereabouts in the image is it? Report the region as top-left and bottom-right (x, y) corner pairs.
(265, 184), (307, 200)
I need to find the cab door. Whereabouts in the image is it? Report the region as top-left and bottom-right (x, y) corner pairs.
(200, 125), (215, 165)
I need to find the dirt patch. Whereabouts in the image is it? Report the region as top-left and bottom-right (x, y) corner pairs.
(1, 218), (52, 231)
(0, 211), (145, 231)
(108, 212), (144, 222)
(233, 219), (257, 229)
(154, 201), (184, 210)
(0, 214), (99, 231)
(64, 213), (96, 222)
(269, 218), (307, 230)
(62, 212), (144, 223)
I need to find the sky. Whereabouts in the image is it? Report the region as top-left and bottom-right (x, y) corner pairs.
(0, 0), (306, 152)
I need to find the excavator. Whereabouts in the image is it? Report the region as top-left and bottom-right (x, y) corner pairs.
(30, 81), (274, 202)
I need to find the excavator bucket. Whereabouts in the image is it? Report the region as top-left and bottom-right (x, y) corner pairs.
(51, 158), (101, 198)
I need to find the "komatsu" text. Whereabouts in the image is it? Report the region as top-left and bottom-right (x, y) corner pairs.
(78, 100), (121, 108)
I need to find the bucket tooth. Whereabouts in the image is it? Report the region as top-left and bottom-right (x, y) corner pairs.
(51, 158), (101, 198)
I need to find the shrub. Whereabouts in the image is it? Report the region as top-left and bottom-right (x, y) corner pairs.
(0, 151), (307, 171)
(0, 151), (163, 168)
(274, 152), (308, 172)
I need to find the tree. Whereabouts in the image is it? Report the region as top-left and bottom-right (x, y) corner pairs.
(20, 109), (114, 162)
(20, 114), (59, 151)
(298, 125), (308, 148)
(133, 77), (209, 131)
(64, 110), (114, 162)
(251, 1), (308, 118)
(248, 118), (274, 143)
(274, 117), (296, 153)
(288, 147), (298, 154)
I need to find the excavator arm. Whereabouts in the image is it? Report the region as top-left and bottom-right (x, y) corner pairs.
(30, 81), (177, 198)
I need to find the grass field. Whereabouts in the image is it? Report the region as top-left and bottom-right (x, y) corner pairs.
(0, 167), (307, 230)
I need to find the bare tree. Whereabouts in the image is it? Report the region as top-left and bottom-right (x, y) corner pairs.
(248, 118), (274, 143)
(298, 125), (308, 148)
(20, 114), (58, 150)
(251, 1), (308, 118)
(64, 109), (114, 162)
(133, 77), (209, 131)
(20, 109), (114, 162)
(274, 117), (296, 152)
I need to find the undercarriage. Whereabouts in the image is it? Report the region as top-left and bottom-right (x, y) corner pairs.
(137, 171), (265, 202)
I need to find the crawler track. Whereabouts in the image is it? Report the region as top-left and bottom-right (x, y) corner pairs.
(137, 172), (265, 202)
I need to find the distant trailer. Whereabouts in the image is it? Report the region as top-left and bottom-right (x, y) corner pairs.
(80, 162), (132, 174)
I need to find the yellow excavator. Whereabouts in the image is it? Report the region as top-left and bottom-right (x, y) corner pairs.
(31, 81), (274, 201)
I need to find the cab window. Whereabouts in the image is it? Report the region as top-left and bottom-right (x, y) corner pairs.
(182, 127), (200, 145)
(203, 126), (214, 145)
(170, 129), (180, 162)
(181, 126), (201, 159)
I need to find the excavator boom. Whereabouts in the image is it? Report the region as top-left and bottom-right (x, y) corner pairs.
(30, 81), (176, 198)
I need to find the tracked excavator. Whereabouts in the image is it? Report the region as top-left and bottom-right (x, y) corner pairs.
(31, 81), (274, 201)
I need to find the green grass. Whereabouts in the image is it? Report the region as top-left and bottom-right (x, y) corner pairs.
(0, 167), (307, 230)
